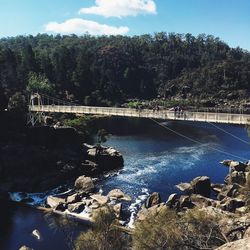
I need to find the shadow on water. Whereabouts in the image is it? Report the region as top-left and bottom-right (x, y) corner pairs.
(0, 201), (83, 250)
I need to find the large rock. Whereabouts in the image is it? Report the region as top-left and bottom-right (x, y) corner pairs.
(229, 171), (246, 185)
(90, 194), (109, 206)
(145, 192), (161, 208)
(219, 197), (245, 212)
(46, 196), (65, 208)
(217, 184), (241, 200)
(137, 203), (166, 221)
(66, 193), (82, 204)
(107, 189), (131, 201)
(191, 194), (218, 208)
(175, 183), (192, 194)
(191, 176), (211, 197)
(229, 161), (247, 172)
(86, 145), (124, 171)
(211, 183), (225, 193)
(113, 203), (122, 218)
(68, 202), (85, 213)
(179, 195), (194, 209)
(166, 193), (179, 208)
(216, 237), (250, 250)
(19, 246), (33, 250)
(74, 176), (95, 193)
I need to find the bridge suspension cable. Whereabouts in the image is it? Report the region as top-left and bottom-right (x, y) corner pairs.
(149, 118), (248, 161)
(206, 121), (250, 146)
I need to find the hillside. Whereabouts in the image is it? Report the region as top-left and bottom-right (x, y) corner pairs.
(0, 33), (250, 106)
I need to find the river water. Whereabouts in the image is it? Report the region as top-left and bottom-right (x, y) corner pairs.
(1, 118), (249, 249)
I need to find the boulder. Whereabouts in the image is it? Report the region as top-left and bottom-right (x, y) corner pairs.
(89, 200), (100, 209)
(211, 183), (225, 193)
(145, 192), (161, 209)
(87, 145), (124, 171)
(137, 203), (166, 221)
(219, 197), (245, 212)
(229, 161), (247, 172)
(191, 176), (211, 197)
(220, 160), (232, 167)
(244, 226), (250, 238)
(216, 237), (250, 250)
(55, 203), (67, 212)
(81, 160), (98, 175)
(68, 202), (85, 213)
(46, 196), (65, 208)
(179, 195), (194, 209)
(229, 171), (246, 185)
(66, 193), (81, 204)
(107, 189), (131, 201)
(19, 246), (33, 250)
(166, 193), (179, 208)
(217, 184), (241, 200)
(74, 176), (95, 193)
(113, 203), (122, 218)
(236, 206), (248, 214)
(175, 183), (192, 194)
(191, 194), (218, 207)
(90, 194), (109, 206)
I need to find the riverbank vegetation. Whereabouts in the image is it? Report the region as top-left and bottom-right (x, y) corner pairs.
(1, 33), (250, 108)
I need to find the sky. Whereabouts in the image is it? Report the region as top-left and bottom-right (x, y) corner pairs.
(0, 0), (249, 50)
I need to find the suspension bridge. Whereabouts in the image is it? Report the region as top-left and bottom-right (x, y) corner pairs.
(28, 93), (250, 126)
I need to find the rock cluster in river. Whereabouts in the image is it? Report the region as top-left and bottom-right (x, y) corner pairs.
(136, 159), (250, 249)
(45, 175), (131, 223)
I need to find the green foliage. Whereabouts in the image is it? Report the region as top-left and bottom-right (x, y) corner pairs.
(75, 206), (130, 250)
(0, 33), (249, 105)
(26, 72), (54, 94)
(97, 129), (109, 144)
(127, 101), (143, 109)
(133, 207), (182, 249)
(8, 92), (27, 112)
(63, 115), (95, 140)
(133, 207), (226, 250)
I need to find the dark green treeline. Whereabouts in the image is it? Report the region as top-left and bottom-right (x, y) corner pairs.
(1, 32), (250, 106)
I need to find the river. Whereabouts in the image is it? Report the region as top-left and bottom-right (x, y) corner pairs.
(1, 118), (249, 250)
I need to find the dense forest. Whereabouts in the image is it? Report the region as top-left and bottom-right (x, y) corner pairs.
(0, 32), (250, 109)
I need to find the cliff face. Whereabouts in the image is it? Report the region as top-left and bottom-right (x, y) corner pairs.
(0, 112), (123, 193)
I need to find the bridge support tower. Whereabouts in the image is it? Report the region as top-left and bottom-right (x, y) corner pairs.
(27, 93), (46, 126)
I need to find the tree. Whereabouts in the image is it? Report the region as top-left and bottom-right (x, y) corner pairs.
(26, 72), (54, 94)
(75, 206), (130, 250)
(8, 92), (27, 112)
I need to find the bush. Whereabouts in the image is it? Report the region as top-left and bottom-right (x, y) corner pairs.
(8, 92), (27, 112)
(133, 207), (182, 250)
(133, 207), (226, 250)
(75, 206), (130, 250)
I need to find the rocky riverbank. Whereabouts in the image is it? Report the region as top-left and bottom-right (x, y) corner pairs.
(0, 119), (123, 195)
(133, 159), (250, 249)
(11, 155), (250, 250)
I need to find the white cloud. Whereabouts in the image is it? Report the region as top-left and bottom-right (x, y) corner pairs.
(79, 0), (157, 18)
(45, 18), (129, 35)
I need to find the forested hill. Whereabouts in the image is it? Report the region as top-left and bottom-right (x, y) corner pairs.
(1, 33), (250, 107)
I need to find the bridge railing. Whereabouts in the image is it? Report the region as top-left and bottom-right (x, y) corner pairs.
(29, 105), (250, 125)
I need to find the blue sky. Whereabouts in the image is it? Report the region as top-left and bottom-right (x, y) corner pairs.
(0, 0), (249, 50)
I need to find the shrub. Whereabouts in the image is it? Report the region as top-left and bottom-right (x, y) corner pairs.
(75, 206), (130, 250)
(133, 207), (226, 250)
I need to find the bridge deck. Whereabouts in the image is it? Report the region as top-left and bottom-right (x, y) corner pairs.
(29, 105), (250, 125)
